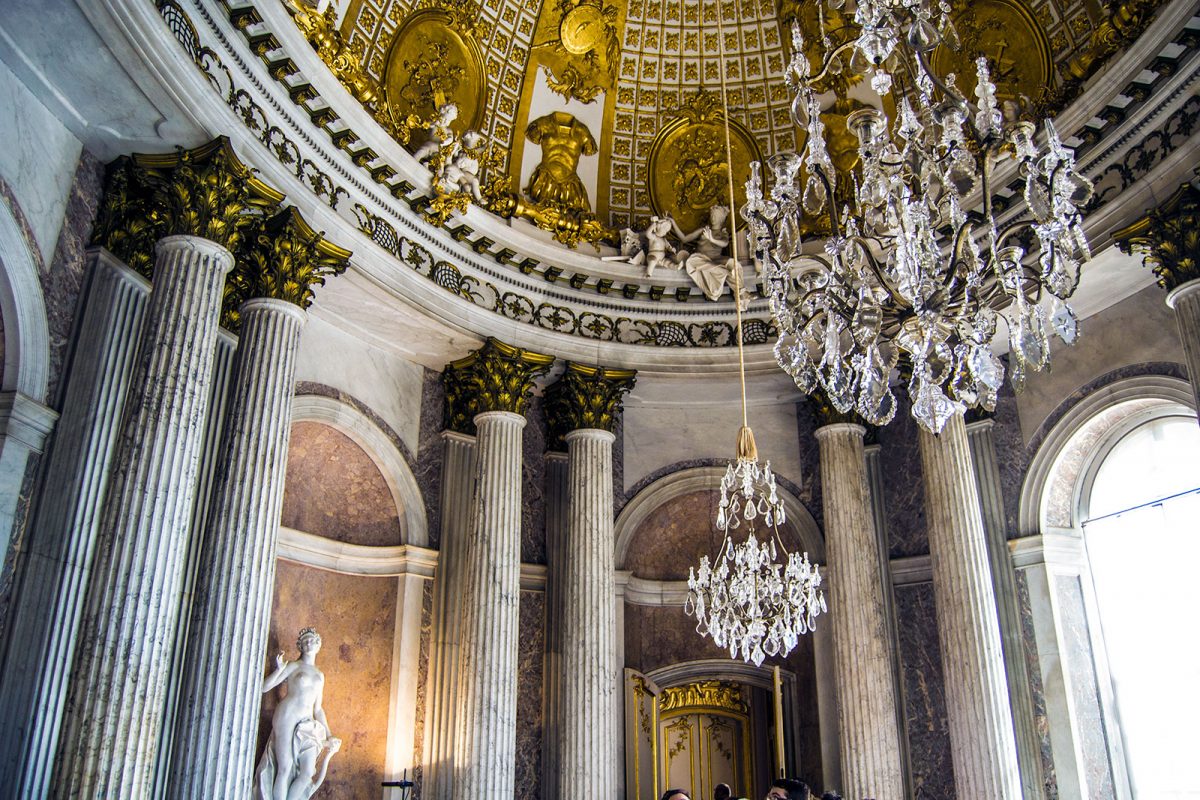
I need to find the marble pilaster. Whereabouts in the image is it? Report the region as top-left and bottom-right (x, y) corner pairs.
(558, 429), (618, 800)
(166, 298), (308, 798)
(815, 423), (904, 800)
(51, 235), (233, 798)
(966, 418), (1045, 798)
(0, 250), (148, 796)
(452, 410), (528, 800)
(424, 430), (477, 800)
(917, 411), (1022, 799)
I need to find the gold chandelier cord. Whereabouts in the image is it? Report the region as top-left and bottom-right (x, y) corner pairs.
(712, 0), (750, 433)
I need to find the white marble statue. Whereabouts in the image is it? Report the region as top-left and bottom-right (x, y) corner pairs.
(412, 102), (459, 172)
(600, 214), (679, 276)
(256, 628), (342, 800)
(671, 205), (738, 301)
(440, 129), (484, 201)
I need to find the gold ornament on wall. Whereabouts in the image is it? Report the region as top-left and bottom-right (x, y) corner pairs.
(525, 111), (598, 214)
(544, 362), (637, 448)
(380, 1), (489, 149)
(648, 91), (762, 235)
(442, 338), (555, 434)
(533, 0), (624, 103)
(1114, 183), (1200, 292)
(283, 0), (380, 106)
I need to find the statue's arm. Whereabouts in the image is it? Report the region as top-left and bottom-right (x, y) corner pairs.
(673, 220), (701, 244)
(262, 656), (295, 693)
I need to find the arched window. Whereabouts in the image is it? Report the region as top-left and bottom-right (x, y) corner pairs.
(1081, 415), (1200, 798)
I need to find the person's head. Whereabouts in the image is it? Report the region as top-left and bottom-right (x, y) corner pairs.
(714, 783), (731, 800)
(767, 778), (810, 800)
(660, 789), (690, 800)
(297, 627), (322, 656)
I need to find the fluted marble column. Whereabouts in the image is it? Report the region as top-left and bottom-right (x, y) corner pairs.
(445, 338), (552, 800)
(559, 428), (618, 799)
(424, 430), (478, 800)
(1168, 279), (1200, 415)
(917, 411), (1021, 799)
(166, 298), (308, 797)
(966, 417), (1044, 798)
(0, 250), (149, 796)
(453, 410), (527, 799)
(815, 422), (904, 800)
(544, 362), (633, 800)
(52, 235), (233, 798)
(541, 450), (569, 800)
(1115, 183), (1200, 417)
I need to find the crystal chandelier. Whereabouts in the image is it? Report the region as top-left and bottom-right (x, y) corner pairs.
(684, 9), (826, 667)
(742, 5), (1095, 433)
(685, 426), (826, 666)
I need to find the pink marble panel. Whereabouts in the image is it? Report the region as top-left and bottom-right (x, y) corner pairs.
(259, 560), (398, 799)
(282, 421), (404, 546)
(623, 489), (806, 581)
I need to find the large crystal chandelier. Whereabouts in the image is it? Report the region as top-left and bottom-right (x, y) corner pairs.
(742, 4), (1095, 433)
(684, 9), (826, 667)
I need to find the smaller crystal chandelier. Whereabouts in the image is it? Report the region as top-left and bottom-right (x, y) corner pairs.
(684, 9), (826, 667)
(685, 427), (826, 666)
(743, 8), (1095, 433)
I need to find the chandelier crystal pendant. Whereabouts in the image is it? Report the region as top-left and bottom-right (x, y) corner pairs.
(684, 2), (825, 667)
(743, 7), (1095, 433)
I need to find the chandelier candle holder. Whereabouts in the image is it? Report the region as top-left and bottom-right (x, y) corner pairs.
(743, 7), (1095, 433)
(685, 426), (826, 667)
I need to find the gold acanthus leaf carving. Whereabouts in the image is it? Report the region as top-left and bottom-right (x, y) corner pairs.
(1114, 183), (1200, 292)
(225, 206), (352, 331)
(544, 362), (637, 448)
(442, 338), (555, 434)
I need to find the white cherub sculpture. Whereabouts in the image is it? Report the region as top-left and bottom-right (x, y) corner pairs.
(412, 102), (459, 173)
(599, 214), (679, 277)
(439, 129), (484, 201)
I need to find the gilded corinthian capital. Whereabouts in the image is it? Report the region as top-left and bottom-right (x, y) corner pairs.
(442, 338), (555, 434)
(1114, 183), (1200, 292)
(226, 206), (352, 331)
(544, 362), (636, 448)
(91, 137), (284, 278)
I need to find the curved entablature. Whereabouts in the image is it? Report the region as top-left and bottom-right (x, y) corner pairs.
(102, 0), (1200, 371)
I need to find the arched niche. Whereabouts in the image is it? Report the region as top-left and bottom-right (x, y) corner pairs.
(286, 394), (428, 547)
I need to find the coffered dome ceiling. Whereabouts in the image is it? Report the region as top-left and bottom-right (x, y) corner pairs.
(331, 0), (1152, 234)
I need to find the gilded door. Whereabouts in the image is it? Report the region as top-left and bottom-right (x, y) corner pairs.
(658, 682), (753, 800)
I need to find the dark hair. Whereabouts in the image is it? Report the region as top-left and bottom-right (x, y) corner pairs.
(661, 790), (690, 800)
(715, 784), (732, 800)
(771, 778), (810, 800)
(819, 793), (843, 800)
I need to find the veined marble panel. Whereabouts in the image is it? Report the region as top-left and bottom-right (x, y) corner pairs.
(282, 421), (404, 547)
(516, 589), (546, 800)
(893, 582), (952, 800)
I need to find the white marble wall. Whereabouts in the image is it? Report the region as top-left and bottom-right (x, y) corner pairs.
(1017, 285), (1184, 440)
(0, 59), (81, 261)
(294, 314), (427, 454)
(622, 372), (804, 492)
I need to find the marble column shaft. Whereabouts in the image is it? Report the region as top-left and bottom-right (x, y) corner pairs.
(166, 298), (308, 798)
(452, 411), (526, 800)
(1167, 279), (1200, 417)
(52, 235), (234, 799)
(556, 429), (617, 800)
(541, 451), (569, 800)
(425, 431), (477, 800)
(815, 423), (904, 800)
(966, 419), (1045, 799)
(0, 251), (149, 797)
(917, 412), (1022, 800)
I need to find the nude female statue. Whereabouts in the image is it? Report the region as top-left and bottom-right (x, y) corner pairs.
(256, 628), (341, 800)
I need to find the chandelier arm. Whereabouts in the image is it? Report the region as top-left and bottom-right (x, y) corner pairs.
(913, 46), (976, 121)
(805, 39), (862, 88)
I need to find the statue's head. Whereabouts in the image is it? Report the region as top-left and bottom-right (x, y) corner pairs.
(461, 130), (482, 148)
(297, 627), (323, 655)
(709, 204), (730, 227)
